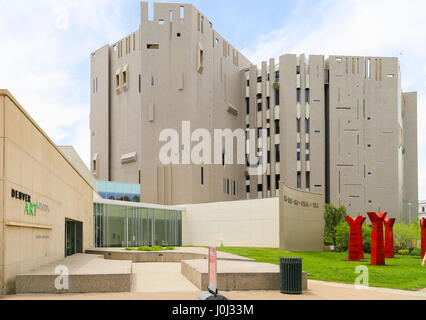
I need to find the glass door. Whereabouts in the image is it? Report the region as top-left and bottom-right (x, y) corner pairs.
(65, 219), (83, 257)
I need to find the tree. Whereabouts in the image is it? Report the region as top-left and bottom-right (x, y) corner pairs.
(324, 204), (347, 247)
(394, 219), (421, 250)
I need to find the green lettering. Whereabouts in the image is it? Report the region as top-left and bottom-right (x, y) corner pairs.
(24, 202), (29, 216)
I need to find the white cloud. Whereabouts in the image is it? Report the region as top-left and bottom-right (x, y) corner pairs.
(0, 0), (136, 168)
(242, 0), (426, 201)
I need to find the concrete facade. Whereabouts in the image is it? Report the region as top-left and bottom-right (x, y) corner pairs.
(90, 2), (418, 222)
(245, 55), (418, 222)
(91, 2), (252, 206)
(0, 90), (94, 295)
(279, 182), (324, 252)
(181, 198), (279, 248)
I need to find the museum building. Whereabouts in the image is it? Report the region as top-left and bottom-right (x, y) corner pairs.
(0, 90), (94, 295)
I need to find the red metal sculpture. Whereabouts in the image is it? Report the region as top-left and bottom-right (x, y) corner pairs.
(421, 219), (426, 259)
(359, 217), (366, 260)
(345, 216), (366, 261)
(384, 218), (396, 259)
(367, 212), (387, 266)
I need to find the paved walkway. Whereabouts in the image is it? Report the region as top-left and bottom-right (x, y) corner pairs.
(131, 263), (198, 293)
(4, 261), (425, 300)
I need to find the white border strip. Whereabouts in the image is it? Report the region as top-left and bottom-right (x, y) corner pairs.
(94, 198), (184, 211)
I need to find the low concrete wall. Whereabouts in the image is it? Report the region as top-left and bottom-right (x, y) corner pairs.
(15, 254), (132, 294)
(85, 248), (253, 263)
(182, 259), (308, 292)
(86, 250), (208, 263)
(16, 274), (131, 294)
(181, 198), (279, 248)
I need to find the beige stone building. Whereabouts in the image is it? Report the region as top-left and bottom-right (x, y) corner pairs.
(90, 2), (418, 222)
(0, 90), (94, 294)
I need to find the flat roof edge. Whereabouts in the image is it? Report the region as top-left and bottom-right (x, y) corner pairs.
(0, 89), (96, 191)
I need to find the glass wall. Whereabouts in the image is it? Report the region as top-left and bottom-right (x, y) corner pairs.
(97, 181), (141, 203)
(93, 201), (183, 248)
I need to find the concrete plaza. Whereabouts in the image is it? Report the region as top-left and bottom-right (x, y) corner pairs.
(4, 261), (426, 300)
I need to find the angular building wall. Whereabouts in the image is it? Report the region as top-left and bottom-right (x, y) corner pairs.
(0, 90), (94, 294)
(402, 92), (419, 222)
(90, 2), (418, 214)
(91, 2), (252, 205)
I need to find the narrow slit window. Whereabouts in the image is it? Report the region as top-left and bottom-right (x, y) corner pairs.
(275, 89), (280, 105)
(306, 172), (311, 190)
(275, 120), (280, 135)
(123, 71), (127, 86)
(201, 167), (204, 185)
(147, 44), (159, 49)
(297, 172), (301, 189)
(180, 6), (184, 19)
(246, 98), (250, 115)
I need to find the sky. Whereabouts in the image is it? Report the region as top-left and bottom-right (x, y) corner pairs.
(0, 0), (425, 199)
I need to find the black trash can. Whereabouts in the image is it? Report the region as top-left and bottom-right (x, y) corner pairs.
(279, 257), (303, 294)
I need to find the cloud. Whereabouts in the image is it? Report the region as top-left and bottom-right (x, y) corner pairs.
(242, 0), (426, 201)
(0, 0), (137, 169)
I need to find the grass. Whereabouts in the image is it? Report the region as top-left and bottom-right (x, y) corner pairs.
(125, 246), (175, 252)
(216, 247), (426, 291)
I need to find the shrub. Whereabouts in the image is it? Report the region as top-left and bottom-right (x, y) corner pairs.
(335, 221), (349, 252)
(394, 220), (421, 250)
(410, 248), (421, 256)
(324, 204), (347, 247)
(136, 246), (175, 252)
(398, 250), (410, 255)
(362, 224), (372, 254)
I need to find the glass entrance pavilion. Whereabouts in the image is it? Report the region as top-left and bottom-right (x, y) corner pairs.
(93, 198), (183, 248)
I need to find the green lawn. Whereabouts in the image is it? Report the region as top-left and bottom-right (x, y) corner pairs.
(216, 247), (425, 291)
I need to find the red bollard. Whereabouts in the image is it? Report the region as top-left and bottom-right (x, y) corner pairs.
(367, 212), (387, 266)
(384, 218), (396, 259)
(345, 216), (366, 261)
(421, 219), (426, 259)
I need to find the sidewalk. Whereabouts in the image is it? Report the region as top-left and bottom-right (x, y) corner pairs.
(3, 261), (425, 300)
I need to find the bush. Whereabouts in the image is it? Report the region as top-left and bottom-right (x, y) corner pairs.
(136, 246), (175, 252)
(394, 220), (421, 250)
(335, 221), (349, 252)
(410, 248), (421, 256)
(324, 204), (347, 246)
(362, 225), (372, 254)
(398, 250), (410, 255)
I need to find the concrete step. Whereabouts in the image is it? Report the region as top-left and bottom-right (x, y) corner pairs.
(15, 254), (132, 294)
